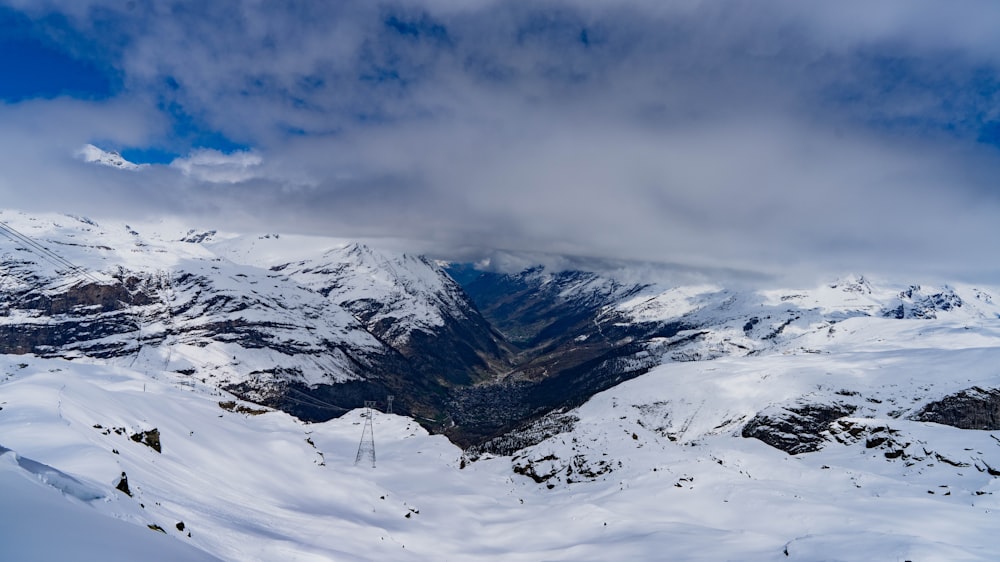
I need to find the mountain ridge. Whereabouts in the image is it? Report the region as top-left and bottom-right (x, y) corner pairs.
(4, 207), (1000, 449)
(4, 208), (1000, 559)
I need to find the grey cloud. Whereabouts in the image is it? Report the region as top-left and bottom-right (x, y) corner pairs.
(3, 1), (1000, 283)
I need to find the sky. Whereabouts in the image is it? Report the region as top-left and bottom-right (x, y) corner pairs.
(2, 1), (1000, 284)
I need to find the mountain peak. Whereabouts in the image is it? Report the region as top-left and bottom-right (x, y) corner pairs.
(829, 273), (873, 294)
(75, 144), (145, 171)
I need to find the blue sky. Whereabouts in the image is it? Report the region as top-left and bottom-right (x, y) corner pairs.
(3, 0), (1000, 283)
(0, 36), (113, 102)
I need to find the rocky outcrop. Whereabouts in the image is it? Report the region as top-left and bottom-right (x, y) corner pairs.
(742, 402), (857, 454)
(882, 285), (963, 319)
(912, 387), (1000, 430)
(828, 420), (914, 461)
(0, 277), (153, 358)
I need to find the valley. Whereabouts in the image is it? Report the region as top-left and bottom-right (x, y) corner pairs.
(2, 209), (1000, 560)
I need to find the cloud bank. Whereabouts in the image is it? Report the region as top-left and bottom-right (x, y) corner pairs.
(170, 150), (263, 184)
(2, 0), (1000, 283)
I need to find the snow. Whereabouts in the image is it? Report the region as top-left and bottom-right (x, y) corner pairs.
(75, 145), (146, 171)
(2, 208), (1000, 560)
(615, 284), (723, 322)
(0, 213), (478, 378)
(0, 211), (390, 387)
(0, 443), (219, 562)
(4, 310), (1000, 561)
(275, 242), (474, 347)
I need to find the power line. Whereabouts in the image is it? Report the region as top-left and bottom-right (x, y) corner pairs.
(0, 220), (105, 286)
(355, 401), (376, 468)
(0, 219), (170, 369)
(0, 219), (357, 431)
(284, 387), (350, 413)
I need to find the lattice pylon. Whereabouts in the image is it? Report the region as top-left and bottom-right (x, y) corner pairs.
(354, 401), (376, 468)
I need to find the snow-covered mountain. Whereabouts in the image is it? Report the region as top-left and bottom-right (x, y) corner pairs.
(75, 144), (145, 170)
(0, 212), (392, 391)
(0, 211), (503, 428)
(5, 208), (1000, 559)
(4, 297), (1000, 560)
(273, 243), (509, 387)
(451, 267), (1000, 445)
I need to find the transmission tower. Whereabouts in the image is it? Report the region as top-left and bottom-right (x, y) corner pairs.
(386, 395), (394, 415)
(354, 401), (376, 468)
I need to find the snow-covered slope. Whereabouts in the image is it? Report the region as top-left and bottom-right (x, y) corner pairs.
(203, 234), (498, 354)
(0, 211), (391, 391)
(0, 210), (509, 433)
(608, 274), (1000, 363)
(464, 309), (1000, 560)
(273, 243), (508, 386)
(278, 243), (472, 347)
(4, 208), (1000, 559)
(4, 317), (1000, 560)
(0, 442), (220, 562)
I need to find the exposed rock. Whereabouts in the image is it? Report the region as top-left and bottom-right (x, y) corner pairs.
(180, 230), (217, 243)
(0, 278), (150, 358)
(512, 453), (561, 484)
(882, 285), (963, 319)
(465, 411), (579, 460)
(131, 429), (161, 453)
(742, 402), (857, 454)
(218, 401), (269, 416)
(511, 450), (614, 487)
(115, 471), (131, 496)
(912, 387), (1000, 430)
(828, 420), (913, 461)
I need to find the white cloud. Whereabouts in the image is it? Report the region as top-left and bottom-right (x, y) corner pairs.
(170, 149), (263, 184)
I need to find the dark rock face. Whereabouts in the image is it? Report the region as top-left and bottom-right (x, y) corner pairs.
(882, 285), (963, 320)
(0, 277), (152, 358)
(130, 429), (161, 453)
(913, 387), (1000, 430)
(742, 402), (857, 454)
(828, 420), (914, 461)
(115, 472), (132, 496)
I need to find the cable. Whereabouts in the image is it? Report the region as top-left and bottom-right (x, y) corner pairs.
(0, 223), (76, 269)
(0, 222), (86, 275)
(285, 387), (351, 413)
(0, 218), (170, 370)
(280, 394), (347, 412)
(0, 220), (106, 286)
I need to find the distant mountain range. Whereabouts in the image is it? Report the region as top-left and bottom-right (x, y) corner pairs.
(3, 209), (999, 450)
(4, 208), (1000, 560)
